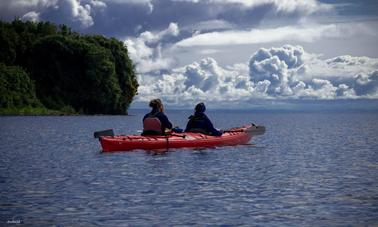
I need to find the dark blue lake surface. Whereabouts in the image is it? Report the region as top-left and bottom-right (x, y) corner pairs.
(1, 110), (378, 226)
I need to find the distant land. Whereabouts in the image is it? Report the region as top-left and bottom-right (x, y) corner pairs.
(0, 20), (138, 115)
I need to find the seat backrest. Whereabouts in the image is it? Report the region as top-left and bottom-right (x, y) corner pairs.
(143, 117), (162, 134)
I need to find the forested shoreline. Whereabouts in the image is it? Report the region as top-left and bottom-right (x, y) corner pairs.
(0, 20), (138, 115)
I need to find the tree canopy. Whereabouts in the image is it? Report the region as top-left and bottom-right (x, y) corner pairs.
(0, 20), (138, 115)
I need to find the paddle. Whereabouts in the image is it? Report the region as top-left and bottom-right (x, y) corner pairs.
(222, 125), (266, 136)
(94, 129), (114, 139)
(245, 125), (266, 136)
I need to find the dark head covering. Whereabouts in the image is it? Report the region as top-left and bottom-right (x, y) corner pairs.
(195, 102), (206, 113)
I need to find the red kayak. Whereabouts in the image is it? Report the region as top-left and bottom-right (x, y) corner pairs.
(95, 124), (265, 152)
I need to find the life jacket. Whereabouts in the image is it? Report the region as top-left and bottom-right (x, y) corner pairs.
(142, 112), (163, 135)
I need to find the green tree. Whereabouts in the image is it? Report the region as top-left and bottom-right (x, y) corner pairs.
(0, 20), (138, 115)
(0, 63), (41, 109)
(29, 35), (133, 114)
(85, 35), (138, 112)
(0, 21), (17, 65)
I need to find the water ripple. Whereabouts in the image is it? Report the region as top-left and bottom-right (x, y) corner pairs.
(1, 112), (378, 226)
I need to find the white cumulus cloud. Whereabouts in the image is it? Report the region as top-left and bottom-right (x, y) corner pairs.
(21, 11), (41, 22)
(125, 23), (180, 73)
(353, 71), (378, 98)
(249, 45), (305, 96)
(1, 0), (108, 28)
(58, 0), (94, 28)
(134, 45), (378, 107)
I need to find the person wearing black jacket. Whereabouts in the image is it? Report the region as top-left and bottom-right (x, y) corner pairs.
(142, 99), (172, 135)
(185, 102), (222, 136)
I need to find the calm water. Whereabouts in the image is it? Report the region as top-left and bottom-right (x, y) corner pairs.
(1, 110), (378, 226)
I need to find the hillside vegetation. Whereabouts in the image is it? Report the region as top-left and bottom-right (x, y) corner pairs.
(0, 20), (138, 115)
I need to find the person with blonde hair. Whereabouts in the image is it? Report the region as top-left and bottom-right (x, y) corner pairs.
(142, 99), (173, 135)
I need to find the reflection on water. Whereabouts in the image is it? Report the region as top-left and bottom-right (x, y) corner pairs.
(1, 110), (378, 226)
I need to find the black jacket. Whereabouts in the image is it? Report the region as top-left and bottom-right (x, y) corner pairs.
(185, 112), (222, 136)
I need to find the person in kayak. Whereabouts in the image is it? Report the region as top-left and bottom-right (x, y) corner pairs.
(185, 102), (222, 136)
(142, 99), (173, 135)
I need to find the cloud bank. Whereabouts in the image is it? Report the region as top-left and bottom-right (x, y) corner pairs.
(175, 23), (371, 47)
(0, 0), (331, 37)
(135, 45), (378, 107)
(0, 0), (105, 28)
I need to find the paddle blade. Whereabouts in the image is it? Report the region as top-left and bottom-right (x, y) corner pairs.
(246, 125), (266, 136)
(94, 129), (114, 138)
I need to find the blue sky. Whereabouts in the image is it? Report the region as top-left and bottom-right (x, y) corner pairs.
(1, 0), (378, 109)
